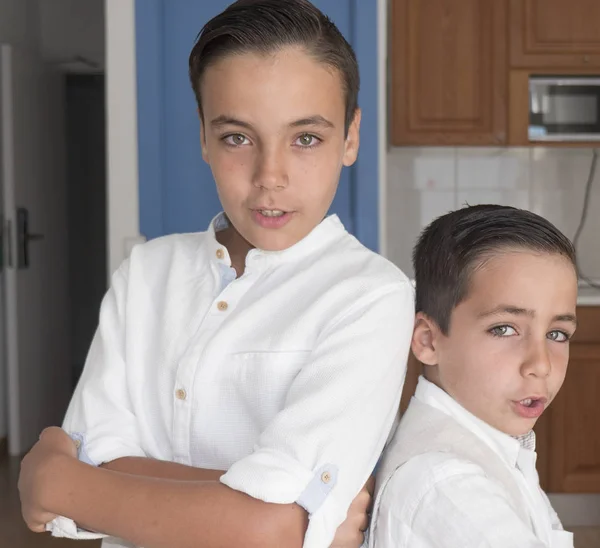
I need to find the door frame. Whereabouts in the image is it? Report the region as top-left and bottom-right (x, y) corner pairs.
(105, 0), (143, 277)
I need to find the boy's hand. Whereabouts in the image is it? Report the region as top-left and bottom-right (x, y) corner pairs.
(18, 426), (78, 533)
(331, 475), (374, 547)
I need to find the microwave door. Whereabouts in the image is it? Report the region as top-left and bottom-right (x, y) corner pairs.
(529, 78), (600, 141)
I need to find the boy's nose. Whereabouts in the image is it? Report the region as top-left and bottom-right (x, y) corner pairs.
(521, 339), (552, 378)
(253, 151), (288, 190)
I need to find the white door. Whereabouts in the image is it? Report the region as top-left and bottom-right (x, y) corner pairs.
(0, 44), (71, 456)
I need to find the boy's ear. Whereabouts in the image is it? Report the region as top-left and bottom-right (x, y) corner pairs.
(411, 312), (440, 366)
(342, 108), (361, 167)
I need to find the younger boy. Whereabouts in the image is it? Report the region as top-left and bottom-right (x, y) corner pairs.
(369, 204), (577, 548)
(18, 2), (414, 548)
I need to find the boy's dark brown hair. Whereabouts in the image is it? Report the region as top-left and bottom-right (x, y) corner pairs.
(188, 0), (360, 136)
(413, 204), (577, 334)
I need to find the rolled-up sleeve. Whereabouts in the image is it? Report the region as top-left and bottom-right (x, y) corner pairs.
(220, 281), (415, 547)
(61, 261), (146, 466)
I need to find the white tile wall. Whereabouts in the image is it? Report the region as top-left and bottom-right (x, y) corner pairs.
(385, 147), (600, 280)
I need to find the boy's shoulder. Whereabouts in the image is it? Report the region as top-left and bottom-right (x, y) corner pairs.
(123, 231), (211, 271)
(133, 231), (208, 257)
(324, 228), (412, 290)
(380, 449), (487, 511)
(374, 398), (530, 532)
(372, 449), (519, 547)
(378, 398), (494, 507)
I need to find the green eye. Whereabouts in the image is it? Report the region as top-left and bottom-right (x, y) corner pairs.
(489, 325), (517, 337)
(223, 134), (249, 146)
(296, 134), (321, 147)
(231, 134), (246, 145)
(299, 134), (314, 146)
(547, 330), (569, 342)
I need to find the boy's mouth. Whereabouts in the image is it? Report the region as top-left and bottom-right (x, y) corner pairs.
(251, 208), (293, 229)
(258, 209), (286, 218)
(512, 397), (548, 419)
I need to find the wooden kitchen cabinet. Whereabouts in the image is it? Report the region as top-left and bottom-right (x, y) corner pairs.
(537, 307), (600, 493)
(389, 0), (508, 146)
(509, 0), (600, 69)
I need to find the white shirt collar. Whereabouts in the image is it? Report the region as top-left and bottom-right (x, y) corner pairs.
(414, 376), (536, 469)
(206, 212), (347, 269)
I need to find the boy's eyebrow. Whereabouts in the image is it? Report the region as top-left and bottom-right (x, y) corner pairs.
(209, 115), (336, 130)
(210, 116), (254, 130)
(478, 306), (534, 319)
(553, 313), (578, 326)
(289, 115), (335, 129)
(478, 305), (578, 325)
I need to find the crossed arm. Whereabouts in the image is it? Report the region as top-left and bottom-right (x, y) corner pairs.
(19, 433), (371, 548)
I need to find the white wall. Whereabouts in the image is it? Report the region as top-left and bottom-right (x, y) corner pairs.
(0, 0), (40, 53)
(105, 0), (143, 278)
(385, 147), (600, 281)
(39, 0), (104, 70)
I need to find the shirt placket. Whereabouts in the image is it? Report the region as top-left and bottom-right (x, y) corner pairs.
(516, 449), (553, 543)
(171, 245), (255, 465)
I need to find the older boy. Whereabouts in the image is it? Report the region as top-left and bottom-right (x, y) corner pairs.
(19, 1), (414, 548)
(370, 205), (577, 548)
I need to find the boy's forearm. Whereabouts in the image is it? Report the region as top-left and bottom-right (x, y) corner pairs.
(50, 456), (307, 548)
(101, 457), (224, 482)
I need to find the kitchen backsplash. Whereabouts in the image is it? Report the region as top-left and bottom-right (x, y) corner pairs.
(385, 147), (600, 280)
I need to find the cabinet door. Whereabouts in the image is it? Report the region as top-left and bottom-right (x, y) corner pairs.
(509, 0), (600, 68)
(390, 0), (507, 146)
(546, 343), (600, 492)
(537, 307), (600, 493)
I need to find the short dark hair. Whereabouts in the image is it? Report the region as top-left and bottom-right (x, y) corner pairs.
(188, 0), (359, 135)
(413, 204), (577, 334)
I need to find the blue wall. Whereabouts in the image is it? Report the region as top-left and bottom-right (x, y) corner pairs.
(135, 0), (380, 250)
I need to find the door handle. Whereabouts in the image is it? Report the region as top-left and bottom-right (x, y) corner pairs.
(17, 207), (44, 269)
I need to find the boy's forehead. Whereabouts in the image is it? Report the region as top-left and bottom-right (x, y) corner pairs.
(200, 48), (346, 124)
(459, 250), (577, 315)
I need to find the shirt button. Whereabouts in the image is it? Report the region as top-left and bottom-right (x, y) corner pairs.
(216, 249), (224, 260)
(217, 301), (228, 311)
(73, 439), (81, 450)
(175, 388), (187, 401)
(321, 471), (332, 484)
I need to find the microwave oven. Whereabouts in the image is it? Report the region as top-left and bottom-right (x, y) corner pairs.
(529, 76), (600, 142)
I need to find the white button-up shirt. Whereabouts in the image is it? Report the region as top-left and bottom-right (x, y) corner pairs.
(55, 213), (415, 547)
(373, 377), (573, 548)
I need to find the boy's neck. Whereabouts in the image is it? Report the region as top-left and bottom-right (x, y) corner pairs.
(216, 225), (254, 277)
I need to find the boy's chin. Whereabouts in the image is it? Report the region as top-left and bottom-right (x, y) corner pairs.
(501, 417), (539, 438)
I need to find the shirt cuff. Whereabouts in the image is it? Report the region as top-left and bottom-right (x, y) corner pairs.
(46, 516), (107, 540)
(67, 431), (146, 466)
(221, 449), (339, 513)
(69, 432), (98, 466)
(221, 450), (348, 547)
(220, 448), (317, 503)
(296, 464), (339, 514)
